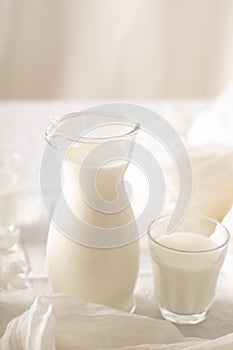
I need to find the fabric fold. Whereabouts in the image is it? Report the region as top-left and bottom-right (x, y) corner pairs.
(0, 294), (199, 350)
(2, 293), (233, 350)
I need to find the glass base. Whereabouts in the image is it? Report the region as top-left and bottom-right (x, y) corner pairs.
(159, 306), (208, 325)
(112, 296), (136, 313)
(129, 298), (136, 313)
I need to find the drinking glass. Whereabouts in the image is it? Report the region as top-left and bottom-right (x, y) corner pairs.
(0, 152), (23, 233)
(148, 214), (229, 324)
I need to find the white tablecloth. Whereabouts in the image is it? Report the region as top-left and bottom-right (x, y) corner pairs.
(1, 100), (233, 342)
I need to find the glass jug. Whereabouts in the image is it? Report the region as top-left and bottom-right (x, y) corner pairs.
(44, 109), (140, 312)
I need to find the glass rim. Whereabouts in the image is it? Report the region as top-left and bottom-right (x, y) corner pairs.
(45, 111), (140, 146)
(147, 213), (230, 254)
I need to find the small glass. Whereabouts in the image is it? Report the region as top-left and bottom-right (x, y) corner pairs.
(148, 214), (229, 324)
(0, 152), (23, 233)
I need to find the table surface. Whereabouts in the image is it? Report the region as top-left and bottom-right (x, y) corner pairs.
(1, 100), (233, 341)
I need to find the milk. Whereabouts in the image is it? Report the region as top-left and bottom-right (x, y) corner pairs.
(0, 171), (18, 228)
(150, 232), (224, 315)
(47, 143), (140, 311)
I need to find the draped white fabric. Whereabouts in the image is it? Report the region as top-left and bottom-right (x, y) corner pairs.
(1, 0), (233, 99)
(2, 292), (233, 350)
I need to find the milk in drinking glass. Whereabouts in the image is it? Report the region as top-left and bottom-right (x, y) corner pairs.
(148, 214), (229, 324)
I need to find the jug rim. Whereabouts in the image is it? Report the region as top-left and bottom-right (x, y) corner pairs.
(45, 111), (140, 148)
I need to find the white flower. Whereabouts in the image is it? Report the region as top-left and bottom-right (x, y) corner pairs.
(0, 228), (28, 292)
